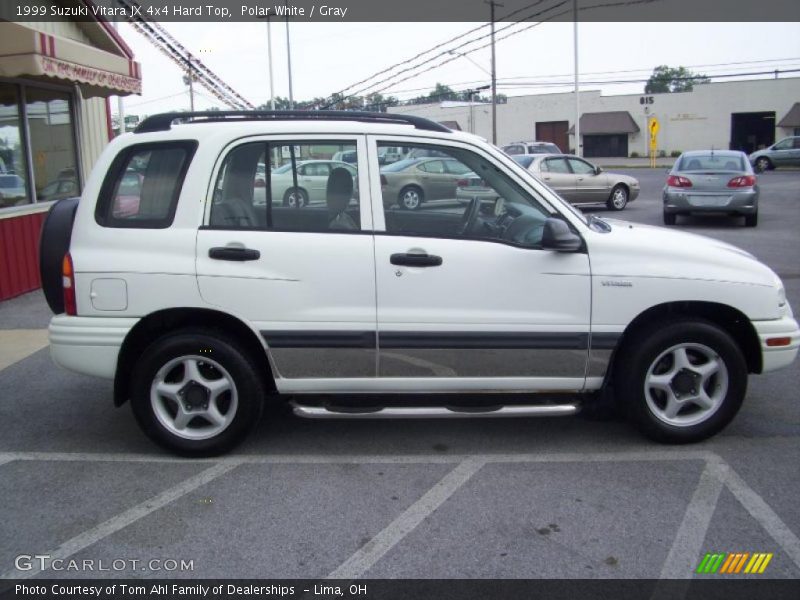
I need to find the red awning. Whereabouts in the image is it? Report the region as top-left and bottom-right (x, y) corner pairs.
(0, 22), (141, 97)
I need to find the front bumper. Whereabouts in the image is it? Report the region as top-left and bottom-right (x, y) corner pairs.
(752, 316), (800, 372)
(49, 315), (138, 379)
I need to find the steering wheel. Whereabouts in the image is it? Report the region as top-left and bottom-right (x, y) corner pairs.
(458, 197), (481, 235)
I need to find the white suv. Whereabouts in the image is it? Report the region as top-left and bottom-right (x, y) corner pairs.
(40, 111), (799, 456)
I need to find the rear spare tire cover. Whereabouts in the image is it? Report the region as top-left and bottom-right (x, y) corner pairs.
(39, 197), (79, 314)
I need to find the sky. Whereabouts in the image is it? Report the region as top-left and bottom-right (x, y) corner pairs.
(114, 22), (800, 119)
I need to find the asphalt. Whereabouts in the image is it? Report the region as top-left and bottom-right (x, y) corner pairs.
(0, 170), (798, 583)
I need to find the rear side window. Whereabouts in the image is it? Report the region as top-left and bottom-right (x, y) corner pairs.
(96, 141), (197, 228)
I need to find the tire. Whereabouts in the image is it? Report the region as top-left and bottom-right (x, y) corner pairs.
(398, 186), (424, 210)
(754, 157), (771, 173)
(283, 188), (308, 208)
(613, 319), (747, 444)
(663, 212), (677, 226)
(130, 329), (265, 456)
(744, 212), (758, 227)
(606, 185), (628, 211)
(39, 197), (80, 314)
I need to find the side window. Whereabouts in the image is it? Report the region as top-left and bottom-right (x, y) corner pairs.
(544, 158), (570, 173)
(96, 142), (196, 228)
(379, 142), (551, 247)
(445, 160), (471, 175)
(567, 158), (595, 175)
(418, 160), (444, 174)
(209, 141), (360, 232)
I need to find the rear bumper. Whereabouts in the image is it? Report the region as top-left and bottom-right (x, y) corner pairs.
(49, 315), (138, 379)
(663, 189), (758, 214)
(752, 316), (800, 373)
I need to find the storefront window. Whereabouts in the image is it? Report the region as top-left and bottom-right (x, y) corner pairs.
(25, 87), (79, 203)
(0, 83), (31, 208)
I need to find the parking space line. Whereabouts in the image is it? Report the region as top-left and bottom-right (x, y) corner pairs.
(327, 457), (486, 580)
(652, 459), (727, 597)
(0, 329), (48, 372)
(722, 461), (800, 570)
(0, 460), (242, 580)
(0, 449), (716, 465)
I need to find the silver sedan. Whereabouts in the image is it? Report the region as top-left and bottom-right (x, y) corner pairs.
(512, 154), (639, 211)
(662, 150), (759, 227)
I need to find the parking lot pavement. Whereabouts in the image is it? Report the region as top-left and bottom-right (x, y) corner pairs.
(0, 171), (799, 581)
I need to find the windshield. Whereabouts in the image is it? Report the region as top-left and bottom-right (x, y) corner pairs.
(272, 163), (295, 174)
(0, 175), (23, 188)
(529, 144), (560, 154)
(677, 154), (745, 171)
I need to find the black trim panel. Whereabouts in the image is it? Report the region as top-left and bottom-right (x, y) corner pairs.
(590, 332), (623, 350)
(380, 332), (589, 350)
(262, 331), (376, 349)
(260, 330), (623, 351)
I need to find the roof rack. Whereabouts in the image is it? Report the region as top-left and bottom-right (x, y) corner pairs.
(134, 110), (451, 134)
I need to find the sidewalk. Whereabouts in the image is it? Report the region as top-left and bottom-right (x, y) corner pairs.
(591, 157), (675, 169)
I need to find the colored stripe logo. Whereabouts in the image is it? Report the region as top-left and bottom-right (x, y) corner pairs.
(696, 552), (773, 574)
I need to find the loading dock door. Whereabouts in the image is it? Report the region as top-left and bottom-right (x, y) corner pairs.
(583, 134), (628, 158)
(535, 121), (569, 153)
(730, 112), (775, 154)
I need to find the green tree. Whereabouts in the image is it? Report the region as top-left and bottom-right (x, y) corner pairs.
(645, 65), (710, 93)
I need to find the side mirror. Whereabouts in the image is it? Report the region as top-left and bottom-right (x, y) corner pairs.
(542, 218), (582, 252)
(594, 166), (603, 175)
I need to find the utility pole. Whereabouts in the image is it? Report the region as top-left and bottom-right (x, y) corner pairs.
(187, 55), (195, 111)
(486, 0), (503, 145)
(112, 21), (125, 135)
(285, 3), (294, 109)
(573, 0), (580, 156)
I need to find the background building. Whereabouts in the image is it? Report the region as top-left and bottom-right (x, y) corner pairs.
(0, 14), (141, 301)
(391, 77), (800, 157)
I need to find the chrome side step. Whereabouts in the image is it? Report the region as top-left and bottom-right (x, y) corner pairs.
(291, 403), (580, 419)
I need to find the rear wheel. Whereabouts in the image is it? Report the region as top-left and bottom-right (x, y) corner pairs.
(606, 185), (628, 211)
(663, 212), (677, 225)
(614, 319), (747, 443)
(754, 157), (771, 173)
(398, 186), (424, 210)
(744, 212), (758, 227)
(130, 329), (265, 456)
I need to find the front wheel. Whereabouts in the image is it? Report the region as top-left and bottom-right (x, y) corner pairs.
(614, 319), (747, 443)
(283, 188), (308, 208)
(130, 329), (265, 456)
(606, 185), (628, 211)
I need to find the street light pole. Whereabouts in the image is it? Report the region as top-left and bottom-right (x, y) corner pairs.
(266, 16), (275, 110)
(285, 3), (294, 109)
(187, 55), (195, 111)
(573, 0), (580, 156)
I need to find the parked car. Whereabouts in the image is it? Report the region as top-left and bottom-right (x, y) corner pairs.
(0, 173), (27, 207)
(38, 110), (798, 455)
(502, 141), (562, 155)
(260, 160), (357, 207)
(38, 178), (78, 202)
(663, 150), (759, 227)
(380, 157), (471, 209)
(749, 136), (800, 172)
(513, 154), (639, 210)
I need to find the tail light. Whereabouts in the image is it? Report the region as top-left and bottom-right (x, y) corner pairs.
(380, 174), (387, 188)
(254, 178), (266, 188)
(456, 178), (469, 187)
(62, 253), (76, 316)
(667, 175), (692, 188)
(727, 175), (756, 188)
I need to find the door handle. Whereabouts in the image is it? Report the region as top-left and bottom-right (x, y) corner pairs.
(390, 253), (442, 267)
(209, 246), (261, 261)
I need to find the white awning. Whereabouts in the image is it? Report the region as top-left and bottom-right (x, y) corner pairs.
(0, 22), (141, 97)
